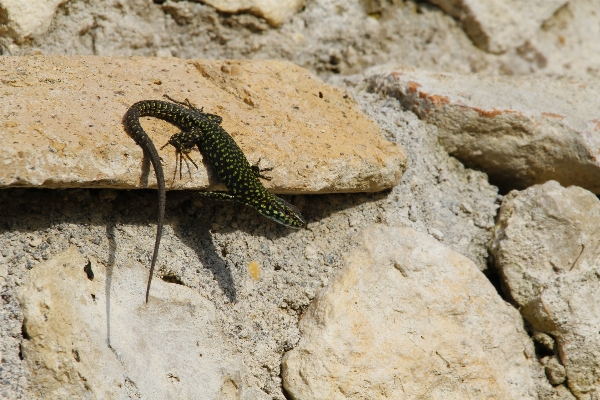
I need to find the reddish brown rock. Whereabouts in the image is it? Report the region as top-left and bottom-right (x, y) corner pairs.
(368, 67), (600, 193)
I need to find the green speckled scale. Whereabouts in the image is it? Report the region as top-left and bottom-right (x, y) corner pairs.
(123, 97), (306, 302)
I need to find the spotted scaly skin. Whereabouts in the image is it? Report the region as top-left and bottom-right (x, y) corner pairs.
(123, 98), (306, 302)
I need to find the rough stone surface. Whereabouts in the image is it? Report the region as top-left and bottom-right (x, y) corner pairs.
(544, 357), (567, 386)
(1, 0), (598, 80)
(200, 0), (305, 26)
(0, 56), (405, 193)
(0, 89), (499, 400)
(428, 0), (568, 54)
(490, 181), (600, 398)
(366, 67), (600, 194)
(282, 225), (537, 399)
(2, 1), (598, 399)
(521, 0), (600, 79)
(0, 0), (68, 43)
(16, 246), (251, 400)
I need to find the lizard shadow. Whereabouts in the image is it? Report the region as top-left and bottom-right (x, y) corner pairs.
(127, 143), (238, 302)
(166, 202), (237, 303)
(0, 188), (238, 324)
(1, 187), (388, 308)
(167, 189), (389, 305)
(105, 221), (117, 348)
(166, 190), (315, 305)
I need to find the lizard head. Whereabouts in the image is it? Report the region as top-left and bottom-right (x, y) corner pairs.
(258, 195), (307, 229)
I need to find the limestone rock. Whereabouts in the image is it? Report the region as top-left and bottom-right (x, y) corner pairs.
(0, 0), (68, 43)
(490, 180), (600, 398)
(16, 246), (247, 399)
(428, 0), (567, 53)
(367, 68), (600, 194)
(282, 225), (537, 399)
(0, 56), (405, 194)
(520, 0), (600, 79)
(201, 0), (305, 26)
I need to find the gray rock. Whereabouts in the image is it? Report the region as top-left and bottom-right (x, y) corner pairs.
(490, 180), (600, 398)
(282, 225), (537, 400)
(0, 0), (68, 43)
(428, 0), (567, 53)
(533, 331), (556, 353)
(520, 0), (600, 79)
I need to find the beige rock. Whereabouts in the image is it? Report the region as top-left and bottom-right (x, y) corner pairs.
(0, 0), (68, 43)
(490, 181), (600, 398)
(367, 68), (600, 193)
(201, 0), (305, 26)
(16, 246), (249, 400)
(0, 56), (405, 194)
(522, 0), (600, 80)
(282, 225), (537, 400)
(428, 0), (567, 53)
(544, 357), (567, 386)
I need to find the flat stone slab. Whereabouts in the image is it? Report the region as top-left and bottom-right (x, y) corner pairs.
(0, 56), (405, 194)
(368, 67), (600, 193)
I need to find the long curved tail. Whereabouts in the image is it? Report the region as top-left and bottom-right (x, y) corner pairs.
(123, 103), (166, 303)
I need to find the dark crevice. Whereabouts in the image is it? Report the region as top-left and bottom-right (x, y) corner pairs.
(84, 260), (94, 280)
(161, 273), (184, 285)
(280, 369), (294, 400)
(21, 321), (30, 340)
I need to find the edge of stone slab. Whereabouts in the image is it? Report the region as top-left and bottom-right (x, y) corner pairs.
(0, 56), (406, 194)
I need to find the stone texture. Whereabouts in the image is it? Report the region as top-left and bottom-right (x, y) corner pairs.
(0, 84), (499, 400)
(200, 0), (305, 26)
(282, 225), (537, 400)
(428, 0), (567, 54)
(0, 56), (405, 194)
(0, 0), (68, 44)
(490, 181), (600, 398)
(16, 246), (253, 400)
(367, 67), (600, 194)
(0, 2), (599, 400)
(520, 0), (600, 79)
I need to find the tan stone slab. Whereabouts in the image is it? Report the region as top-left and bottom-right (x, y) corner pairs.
(0, 56), (405, 193)
(367, 67), (600, 193)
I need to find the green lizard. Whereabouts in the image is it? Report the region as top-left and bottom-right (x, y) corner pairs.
(123, 96), (306, 302)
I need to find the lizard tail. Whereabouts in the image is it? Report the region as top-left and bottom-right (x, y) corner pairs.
(123, 103), (166, 303)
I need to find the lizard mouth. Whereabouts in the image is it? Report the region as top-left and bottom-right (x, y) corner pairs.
(267, 196), (307, 229)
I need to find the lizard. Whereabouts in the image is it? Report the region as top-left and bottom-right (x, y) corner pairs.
(123, 96), (306, 302)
